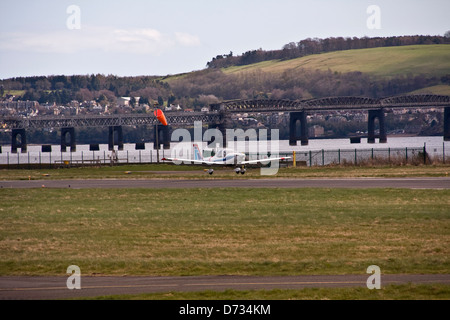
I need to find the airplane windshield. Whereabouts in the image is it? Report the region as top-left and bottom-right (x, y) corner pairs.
(215, 149), (236, 158)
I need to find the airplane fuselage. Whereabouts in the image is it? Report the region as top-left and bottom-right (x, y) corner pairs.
(206, 152), (246, 165)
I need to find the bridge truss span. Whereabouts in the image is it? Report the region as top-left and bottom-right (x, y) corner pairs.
(303, 96), (380, 110)
(214, 99), (303, 112)
(1, 112), (223, 130)
(380, 94), (450, 107)
(217, 94), (450, 112)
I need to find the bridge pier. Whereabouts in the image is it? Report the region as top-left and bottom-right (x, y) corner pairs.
(444, 107), (450, 141)
(289, 112), (308, 146)
(11, 128), (27, 153)
(207, 111), (229, 148)
(153, 124), (171, 149)
(217, 123), (228, 148)
(368, 109), (387, 144)
(204, 124), (220, 149)
(61, 127), (76, 152)
(108, 126), (124, 151)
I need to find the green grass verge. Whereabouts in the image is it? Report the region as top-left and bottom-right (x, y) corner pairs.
(1, 188), (449, 276)
(1, 163), (449, 180)
(82, 284), (450, 300)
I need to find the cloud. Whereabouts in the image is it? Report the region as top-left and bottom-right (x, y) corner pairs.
(0, 26), (201, 55)
(109, 28), (174, 54)
(175, 32), (201, 47)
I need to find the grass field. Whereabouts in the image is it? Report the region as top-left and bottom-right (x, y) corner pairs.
(85, 284), (450, 300)
(1, 90), (26, 98)
(1, 187), (449, 277)
(1, 163), (449, 180)
(223, 44), (450, 78)
(408, 84), (450, 96)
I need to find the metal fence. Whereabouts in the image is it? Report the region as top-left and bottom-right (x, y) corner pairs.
(285, 147), (430, 167)
(0, 148), (171, 168)
(0, 144), (448, 169)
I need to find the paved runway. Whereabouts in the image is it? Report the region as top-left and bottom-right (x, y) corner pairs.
(1, 177), (449, 189)
(1, 274), (450, 299)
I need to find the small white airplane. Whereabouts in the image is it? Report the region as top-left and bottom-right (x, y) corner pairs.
(162, 144), (290, 175)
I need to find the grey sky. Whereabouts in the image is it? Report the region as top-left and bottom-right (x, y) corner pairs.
(0, 0), (448, 79)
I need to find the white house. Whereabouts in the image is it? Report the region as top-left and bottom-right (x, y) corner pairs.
(117, 97), (131, 107)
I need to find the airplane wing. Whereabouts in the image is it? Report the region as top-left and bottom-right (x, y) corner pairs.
(161, 157), (219, 165)
(241, 156), (291, 165)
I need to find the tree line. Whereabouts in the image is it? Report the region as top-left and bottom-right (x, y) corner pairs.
(1, 74), (172, 106)
(170, 68), (443, 102)
(0, 70), (445, 110)
(207, 35), (450, 69)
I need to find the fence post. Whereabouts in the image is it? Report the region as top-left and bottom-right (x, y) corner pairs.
(388, 147), (391, 164)
(292, 151), (296, 168)
(309, 150), (312, 167)
(338, 149), (341, 165)
(443, 142), (446, 164)
(354, 149), (357, 165)
(423, 143), (426, 165)
(322, 149), (325, 166)
(405, 147), (408, 163)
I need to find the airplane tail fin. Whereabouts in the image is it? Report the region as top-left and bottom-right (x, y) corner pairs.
(193, 144), (203, 161)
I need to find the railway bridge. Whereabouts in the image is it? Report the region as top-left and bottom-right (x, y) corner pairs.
(1, 94), (449, 152)
(212, 94), (450, 146)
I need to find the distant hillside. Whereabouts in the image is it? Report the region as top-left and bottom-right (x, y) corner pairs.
(167, 44), (450, 102)
(408, 84), (450, 95)
(207, 35), (450, 69)
(223, 45), (450, 78)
